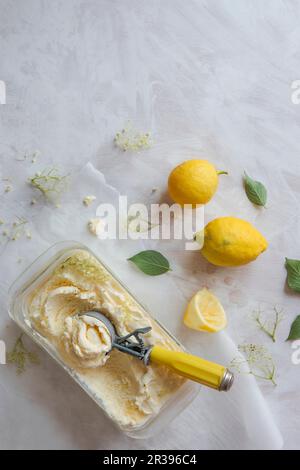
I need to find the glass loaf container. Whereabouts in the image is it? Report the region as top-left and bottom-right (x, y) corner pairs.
(8, 241), (199, 438)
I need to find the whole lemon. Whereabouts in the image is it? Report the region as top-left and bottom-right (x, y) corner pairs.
(199, 216), (268, 267)
(168, 159), (227, 206)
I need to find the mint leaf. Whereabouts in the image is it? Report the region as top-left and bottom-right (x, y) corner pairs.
(285, 258), (300, 293)
(286, 315), (300, 340)
(244, 172), (267, 207)
(128, 250), (171, 276)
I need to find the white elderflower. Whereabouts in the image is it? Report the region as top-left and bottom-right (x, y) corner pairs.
(83, 195), (96, 206)
(4, 184), (12, 193)
(230, 343), (277, 386)
(114, 123), (152, 152)
(87, 218), (105, 237)
(28, 168), (69, 204)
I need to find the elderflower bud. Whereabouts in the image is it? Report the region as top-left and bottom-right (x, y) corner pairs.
(88, 218), (104, 237)
(83, 195), (96, 206)
(114, 123), (152, 152)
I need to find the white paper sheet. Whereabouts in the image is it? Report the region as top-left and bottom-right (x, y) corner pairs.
(0, 162), (285, 449)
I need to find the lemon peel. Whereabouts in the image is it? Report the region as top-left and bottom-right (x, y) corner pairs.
(168, 159), (227, 206)
(199, 216), (268, 267)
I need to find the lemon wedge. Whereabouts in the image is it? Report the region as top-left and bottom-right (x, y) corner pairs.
(183, 288), (227, 332)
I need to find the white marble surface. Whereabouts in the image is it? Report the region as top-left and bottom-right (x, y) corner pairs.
(0, 0), (300, 450)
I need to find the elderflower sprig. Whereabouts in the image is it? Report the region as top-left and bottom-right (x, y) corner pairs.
(230, 343), (277, 386)
(253, 307), (283, 342)
(114, 123), (152, 151)
(16, 150), (40, 163)
(2, 217), (31, 241)
(11, 217), (29, 241)
(7, 334), (39, 374)
(28, 167), (69, 204)
(2, 177), (13, 193)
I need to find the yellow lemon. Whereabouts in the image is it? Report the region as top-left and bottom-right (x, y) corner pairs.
(199, 216), (268, 267)
(168, 159), (227, 206)
(183, 288), (227, 332)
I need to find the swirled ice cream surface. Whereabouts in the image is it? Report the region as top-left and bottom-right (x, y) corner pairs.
(26, 249), (184, 429)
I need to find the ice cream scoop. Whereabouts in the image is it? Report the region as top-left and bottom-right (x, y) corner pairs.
(78, 311), (234, 391)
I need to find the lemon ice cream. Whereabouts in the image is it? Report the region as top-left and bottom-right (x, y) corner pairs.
(26, 249), (184, 429)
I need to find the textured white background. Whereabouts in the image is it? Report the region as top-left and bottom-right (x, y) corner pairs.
(0, 0), (300, 450)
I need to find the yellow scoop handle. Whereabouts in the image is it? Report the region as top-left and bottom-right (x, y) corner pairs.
(150, 345), (233, 391)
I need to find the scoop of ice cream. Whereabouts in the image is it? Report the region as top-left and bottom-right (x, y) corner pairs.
(63, 314), (112, 368)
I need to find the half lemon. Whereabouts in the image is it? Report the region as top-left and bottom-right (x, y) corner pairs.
(183, 288), (227, 332)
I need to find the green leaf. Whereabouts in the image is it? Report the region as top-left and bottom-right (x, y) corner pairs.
(286, 315), (300, 340)
(285, 258), (300, 293)
(128, 250), (171, 276)
(244, 172), (267, 207)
